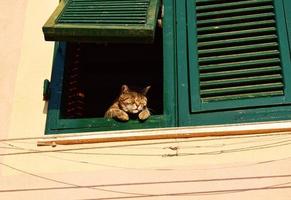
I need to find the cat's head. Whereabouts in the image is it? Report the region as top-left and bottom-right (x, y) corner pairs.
(118, 85), (150, 114)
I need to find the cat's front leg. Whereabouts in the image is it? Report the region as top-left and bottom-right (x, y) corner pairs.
(138, 108), (150, 121)
(105, 109), (129, 121)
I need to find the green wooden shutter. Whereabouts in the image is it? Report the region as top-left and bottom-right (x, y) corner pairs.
(187, 0), (291, 112)
(43, 0), (160, 43)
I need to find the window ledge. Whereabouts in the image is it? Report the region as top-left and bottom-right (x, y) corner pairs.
(37, 120), (291, 147)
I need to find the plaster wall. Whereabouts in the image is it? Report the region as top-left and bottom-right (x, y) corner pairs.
(0, 1), (291, 200)
(0, 0), (28, 138)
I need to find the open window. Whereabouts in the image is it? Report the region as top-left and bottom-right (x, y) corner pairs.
(44, 0), (291, 137)
(44, 0), (176, 134)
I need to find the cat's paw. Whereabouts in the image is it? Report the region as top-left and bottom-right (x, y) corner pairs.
(138, 109), (150, 121)
(116, 110), (129, 121)
(105, 109), (129, 121)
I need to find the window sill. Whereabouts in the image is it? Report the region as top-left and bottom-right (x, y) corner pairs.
(38, 120), (291, 147)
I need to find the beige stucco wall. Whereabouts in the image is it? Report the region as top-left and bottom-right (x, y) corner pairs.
(0, 0), (27, 138)
(1, 1), (291, 199)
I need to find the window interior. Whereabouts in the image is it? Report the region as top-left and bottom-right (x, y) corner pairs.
(60, 28), (163, 119)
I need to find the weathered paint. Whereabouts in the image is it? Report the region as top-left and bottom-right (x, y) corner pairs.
(45, 0), (176, 134)
(43, 0), (161, 43)
(178, 0), (291, 126)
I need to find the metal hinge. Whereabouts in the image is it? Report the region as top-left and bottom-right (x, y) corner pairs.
(43, 79), (51, 101)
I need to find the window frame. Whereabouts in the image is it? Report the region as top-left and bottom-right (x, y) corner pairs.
(45, 0), (177, 134)
(45, 0), (291, 135)
(283, 0), (291, 50)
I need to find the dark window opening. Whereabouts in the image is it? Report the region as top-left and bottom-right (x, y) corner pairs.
(61, 29), (163, 119)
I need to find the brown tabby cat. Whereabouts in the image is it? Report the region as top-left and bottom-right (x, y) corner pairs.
(105, 85), (151, 121)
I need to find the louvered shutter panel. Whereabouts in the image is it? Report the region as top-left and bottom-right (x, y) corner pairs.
(43, 0), (160, 43)
(188, 0), (291, 112)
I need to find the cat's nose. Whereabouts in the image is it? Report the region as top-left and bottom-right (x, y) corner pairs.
(132, 104), (137, 110)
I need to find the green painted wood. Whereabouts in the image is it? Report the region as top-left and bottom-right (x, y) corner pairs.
(200, 66), (282, 79)
(176, 0), (193, 127)
(43, 0), (160, 43)
(162, 0), (177, 128)
(202, 91), (284, 102)
(45, 0), (291, 134)
(187, 0), (291, 112)
(45, 0), (177, 134)
(199, 50), (280, 64)
(200, 58), (280, 72)
(46, 42), (170, 134)
(176, 0), (291, 127)
(201, 74), (282, 88)
(198, 35), (278, 49)
(201, 83), (283, 96)
(45, 42), (66, 132)
(198, 20), (276, 34)
(196, 0), (273, 12)
(46, 41), (172, 134)
(198, 27), (276, 41)
(284, 0), (291, 52)
(197, 13), (275, 26)
(199, 42), (278, 56)
(197, 5), (274, 19)
(276, 0), (291, 100)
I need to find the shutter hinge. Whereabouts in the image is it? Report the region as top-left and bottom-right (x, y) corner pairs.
(43, 79), (51, 101)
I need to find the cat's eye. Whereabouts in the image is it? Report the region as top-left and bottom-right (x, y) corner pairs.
(123, 98), (133, 103)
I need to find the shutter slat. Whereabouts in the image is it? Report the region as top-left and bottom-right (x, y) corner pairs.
(198, 27), (276, 42)
(197, 13), (274, 27)
(198, 34), (277, 49)
(197, 5), (273, 19)
(62, 12), (147, 15)
(196, 0), (284, 102)
(57, 19), (146, 24)
(199, 42), (278, 57)
(58, 0), (150, 24)
(196, 0), (272, 12)
(201, 82), (283, 96)
(200, 58), (280, 72)
(65, 6), (149, 10)
(198, 19), (275, 34)
(43, 0), (160, 42)
(201, 74), (282, 88)
(199, 50), (280, 65)
(68, 2), (149, 5)
(202, 91), (284, 102)
(200, 66), (282, 80)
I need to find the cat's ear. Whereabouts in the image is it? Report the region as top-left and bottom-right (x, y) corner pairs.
(142, 86), (151, 96)
(121, 85), (129, 94)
